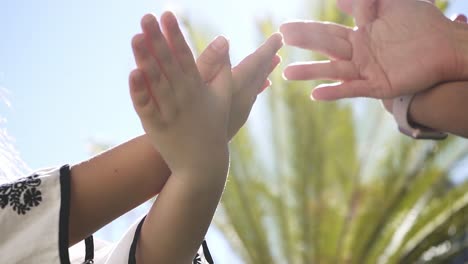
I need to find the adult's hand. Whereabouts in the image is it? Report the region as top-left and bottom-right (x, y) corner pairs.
(281, 0), (467, 100)
(381, 13), (468, 114)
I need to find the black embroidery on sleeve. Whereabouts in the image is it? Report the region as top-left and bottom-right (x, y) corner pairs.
(193, 253), (202, 264)
(0, 174), (42, 215)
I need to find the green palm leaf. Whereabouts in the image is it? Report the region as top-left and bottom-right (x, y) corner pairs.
(178, 1), (468, 263)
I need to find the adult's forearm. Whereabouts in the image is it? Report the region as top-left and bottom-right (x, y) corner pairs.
(451, 21), (468, 81)
(68, 135), (170, 246)
(409, 81), (468, 138)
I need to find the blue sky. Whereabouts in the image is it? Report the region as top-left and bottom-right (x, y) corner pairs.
(2, 0), (468, 262)
(0, 0), (307, 170)
(2, 0), (467, 170)
(0, 0), (305, 262)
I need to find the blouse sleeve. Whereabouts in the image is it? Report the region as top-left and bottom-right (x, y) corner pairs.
(0, 165), (215, 264)
(103, 215), (215, 264)
(0, 165), (72, 264)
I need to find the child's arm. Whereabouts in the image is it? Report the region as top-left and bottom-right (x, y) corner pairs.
(129, 12), (282, 263)
(66, 13), (282, 250)
(68, 135), (169, 246)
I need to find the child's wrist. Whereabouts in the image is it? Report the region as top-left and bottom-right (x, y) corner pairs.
(172, 146), (230, 179)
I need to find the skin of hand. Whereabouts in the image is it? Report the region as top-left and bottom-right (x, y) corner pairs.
(329, 0), (468, 138)
(378, 14), (468, 139)
(381, 13), (468, 114)
(68, 13), (281, 250)
(131, 12), (282, 174)
(131, 20), (231, 175)
(280, 0), (468, 100)
(129, 12), (282, 263)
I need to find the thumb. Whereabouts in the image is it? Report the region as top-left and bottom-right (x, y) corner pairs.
(196, 36), (230, 83)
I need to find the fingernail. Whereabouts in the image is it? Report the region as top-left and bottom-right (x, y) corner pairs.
(211, 36), (228, 52)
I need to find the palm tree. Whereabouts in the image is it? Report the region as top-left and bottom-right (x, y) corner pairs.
(186, 0), (468, 263)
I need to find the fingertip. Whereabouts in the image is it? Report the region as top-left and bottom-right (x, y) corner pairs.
(279, 23), (286, 34)
(312, 82), (344, 101)
(210, 35), (230, 53)
(311, 87), (326, 101)
(278, 21), (308, 44)
(141, 13), (158, 30)
(161, 11), (179, 28)
(269, 32), (284, 49)
(259, 79), (272, 94)
(131, 33), (146, 50)
(161, 10), (176, 19)
(279, 21), (300, 34)
(282, 66), (295, 80)
(273, 54), (282, 65)
(310, 87), (326, 101)
(271, 32), (283, 42)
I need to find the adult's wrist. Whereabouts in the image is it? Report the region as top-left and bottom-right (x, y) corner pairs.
(409, 81), (468, 138)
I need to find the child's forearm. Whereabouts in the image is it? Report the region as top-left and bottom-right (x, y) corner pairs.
(409, 81), (468, 138)
(136, 148), (229, 263)
(68, 135), (170, 245)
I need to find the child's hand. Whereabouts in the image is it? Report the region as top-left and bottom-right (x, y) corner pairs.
(197, 33), (283, 139)
(129, 13), (232, 174)
(127, 12), (282, 263)
(194, 31), (282, 140)
(130, 12), (283, 169)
